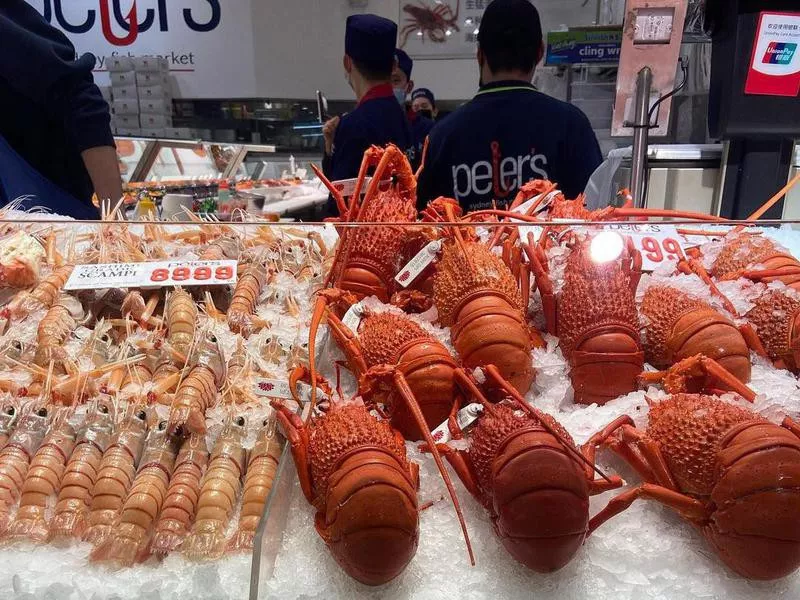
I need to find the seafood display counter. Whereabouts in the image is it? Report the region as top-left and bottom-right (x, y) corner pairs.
(0, 207), (798, 599)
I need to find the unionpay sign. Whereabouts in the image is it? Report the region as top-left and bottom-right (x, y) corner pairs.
(745, 12), (800, 97)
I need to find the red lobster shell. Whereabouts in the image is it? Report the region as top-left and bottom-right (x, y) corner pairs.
(433, 237), (541, 393)
(274, 401), (419, 585)
(744, 289), (800, 373)
(589, 394), (800, 580)
(640, 286), (751, 390)
(438, 367), (621, 572)
(532, 236), (644, 405)
(711, 233), (800, 291)
(327, 310), (459, 440)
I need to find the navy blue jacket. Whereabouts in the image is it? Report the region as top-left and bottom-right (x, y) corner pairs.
(407, 109), (434, 171)
(0, 1), (112, 214)
(417, 81), (602, 211)
(323, 84), (412, 215)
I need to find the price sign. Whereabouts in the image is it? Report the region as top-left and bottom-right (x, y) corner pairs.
(602, 224), (687, 271)
(64, 260), (238, 291)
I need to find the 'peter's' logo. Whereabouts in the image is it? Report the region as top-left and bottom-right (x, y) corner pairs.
(763, 42), (797, 66)
(38, 1), (222, 46)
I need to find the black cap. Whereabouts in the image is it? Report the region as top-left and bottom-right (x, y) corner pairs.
(346, 14), (398, 72)
(412, 88), (435, 107)
(478, 0), (542, 53)
(395, 49), (413, 80)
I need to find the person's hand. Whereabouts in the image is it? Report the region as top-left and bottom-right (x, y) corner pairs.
(323, 116), (340, 155)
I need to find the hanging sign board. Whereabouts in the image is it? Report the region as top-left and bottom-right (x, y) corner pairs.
(545, 28), (622, 66)
(744, 12), (800, 97)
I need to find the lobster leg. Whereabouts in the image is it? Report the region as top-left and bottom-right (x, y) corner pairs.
(366, 365), (475, 566)
(676, 259), (737, 316)
(523, 234), (557, 335)
(616, 425), (678, 490)
(325, 312), (368, 379)
(588, 483), (709, 534)
(622, 237), (642, 295)
(432, 444), (486, 508)
(640, 354), (756, 402)
(782, 417), (800, 439)
(519, 260), (530, 314)
(738, 323), (769, 358)
(581, 415), (636, 488)
(270, 400), (314, 504)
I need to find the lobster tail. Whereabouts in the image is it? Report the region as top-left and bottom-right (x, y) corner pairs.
(182, 523), (227, 561)
(6, 507), (48, 542)
(48, 507), (86, 541)
(150, 528), (183, 556)
(227, 529), (256, 553)
(89, 524), (143, 567)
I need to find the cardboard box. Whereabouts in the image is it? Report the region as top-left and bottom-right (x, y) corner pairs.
(110, 71), (137, 87)
(139, 97), (172, 115)
(139, 127), (166, 139)
(163, 127), (193, 140)
(106, 56), (134, 72)
(112, 114), (140, 129)
(139, 113), (171, 129)
(133, 56), (169, 72)
(137, 84), (170, 100)
(111, 98), (140, 116)
(135, 71), (168, 87)
(111, 84), (138, 100)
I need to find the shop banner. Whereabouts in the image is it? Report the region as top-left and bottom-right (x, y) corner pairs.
(744, 12), (800, 97)
(545, 28), (622, 66)
(24, 0), (257, 98)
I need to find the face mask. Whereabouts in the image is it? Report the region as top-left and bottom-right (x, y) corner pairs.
(393, 88), (407, 105)
(419, 109), (434, 120)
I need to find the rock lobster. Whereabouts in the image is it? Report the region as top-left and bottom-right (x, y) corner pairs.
(272, 366), (474, 585)
(588, 393), (800, 580)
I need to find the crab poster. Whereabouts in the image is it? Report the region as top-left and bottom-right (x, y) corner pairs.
(399, 0), (484, 59)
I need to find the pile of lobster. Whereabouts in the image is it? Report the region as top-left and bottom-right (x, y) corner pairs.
(284, 143), (800, 585)
(0, 218), (329, 569)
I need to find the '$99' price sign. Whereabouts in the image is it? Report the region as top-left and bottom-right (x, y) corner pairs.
(64, 259), (238, 291)
(602, 224), (687, 271)
(149, 263), (235, 285)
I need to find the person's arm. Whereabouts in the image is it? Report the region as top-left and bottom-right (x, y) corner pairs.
(321, 116), (340, 178)
(324, 121), (368, 217)
(0, 7), (121, 202)
(81, 147), (122, 204)
(561, 109), (603, 198)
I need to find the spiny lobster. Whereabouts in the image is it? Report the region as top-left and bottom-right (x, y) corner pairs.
(587, 393), (800, 580)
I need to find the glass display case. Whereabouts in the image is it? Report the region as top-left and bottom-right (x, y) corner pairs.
(0, 213), (797, 600)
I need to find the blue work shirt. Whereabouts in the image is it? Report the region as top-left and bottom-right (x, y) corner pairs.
(323, 83), (412, 215)
(417, 81), (602, 211)
(407, 109), (434, 171)
(0, 0), (112, 216)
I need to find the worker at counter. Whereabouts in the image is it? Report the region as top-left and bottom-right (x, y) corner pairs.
(0, 0), (122, 219)
(416, 0), (602, 211)
(392, 49), (433, 169)
(411, 88), (440, 121)
(322, 14), (412, 214)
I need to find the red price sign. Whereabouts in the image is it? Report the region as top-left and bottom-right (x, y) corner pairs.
(149, 264), (234, 284)
(604, 224), (688, 271)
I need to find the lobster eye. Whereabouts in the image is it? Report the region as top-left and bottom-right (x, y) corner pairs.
(235, 416), (245, 427)
(37, 408), (48, 417)
(209, 335), (217, 344)
(100, 334), (110, 344)
(136, 410), (147, 420)
(174, 425), (185, 437)
(12, 341), (21, 351)
(263, 418), (270, 426)
(158, 420), (167, 431)
(99, 405), (109, 414)
(5, 406), (14, 416)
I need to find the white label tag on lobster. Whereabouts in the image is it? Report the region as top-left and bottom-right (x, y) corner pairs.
(394, 240), (442, 288)
(330, 177), (391, 197)
(512, 189), (561, 216)
(341, 302), (364, 332)
(429, 403), (484, 444)
(254, 378), (293, 400)
(602, 224), (689, 271)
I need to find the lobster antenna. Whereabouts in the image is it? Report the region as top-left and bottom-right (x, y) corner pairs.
(452, 369), (499, 417)
(390, 369), (475, 566)
(483, 365), (614, 484)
